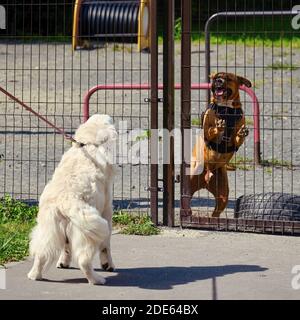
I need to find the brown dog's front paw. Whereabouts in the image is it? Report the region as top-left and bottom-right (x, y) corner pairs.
(215, 118), (225, 130)
(237, 125), (249, 137)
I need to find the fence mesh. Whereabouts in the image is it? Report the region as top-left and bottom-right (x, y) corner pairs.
(0, 1), (153, 214)
(1, 1), (300, 228)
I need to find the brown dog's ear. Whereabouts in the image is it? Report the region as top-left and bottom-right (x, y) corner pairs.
(209, 72), (217, 80)
(237, 76), (252, 88)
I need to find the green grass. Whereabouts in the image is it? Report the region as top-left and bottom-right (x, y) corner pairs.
(158, 33), (300, 48)
(0, 196), (160, 265)
(112, 44), (133, 53)
(191, 117), (202, 126)
(253, 79), (265, 89)
(161, 34), (300, 48)
(0, 195), (38, 265)
(273, 107), (290, 120)
(229, 155), (294, 171)
(207, 35), (300, 48)
(0, 222), (35, 266)
(198, 16), (300, 48)
(135, 130), (151, 141)
(174, 17), (182, 41)
(245, 117), (254, 126)
(2, 35), (71, 43)
(229, 155), (254, 171)
(158, 16), (300, 48)
(6, 16), (300, 49)
(112, 211), (160, 236)
(264, 167), (273, 175)
(266, 61), (299, 70)
(261, 158), (293, 169)
(0, 195), (38, 224)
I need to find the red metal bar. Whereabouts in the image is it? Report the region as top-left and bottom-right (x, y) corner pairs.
(83, 83), (261, 164)
(240, 84), (261, 164)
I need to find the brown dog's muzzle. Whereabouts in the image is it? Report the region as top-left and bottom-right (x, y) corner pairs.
(212, 77), (233, 100)
(211, 72), (252, 105)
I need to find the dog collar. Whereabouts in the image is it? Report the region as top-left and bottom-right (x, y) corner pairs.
(75, 136), (110, 149)
(215, 100), (234, 108)
(75, 142), (102, 148)
(77, 142), (86, 148)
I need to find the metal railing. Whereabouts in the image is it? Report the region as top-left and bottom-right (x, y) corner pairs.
(82, 82), (261, 164)
(205, 10), (296, 93)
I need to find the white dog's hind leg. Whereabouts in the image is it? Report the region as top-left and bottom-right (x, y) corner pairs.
(100, 206), (115, 272)
(69, 202), (109, 284)
(100, 246), (115, 272)
(100, 232), (115, 271)
(77, 250), (106, 285)
(56, 241), (72, 269)
(27, 255), (46, 280)
(72, 229), (105, 285)
(28, 207), (65, 281)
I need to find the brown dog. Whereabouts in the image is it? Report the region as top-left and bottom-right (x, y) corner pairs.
(190, 72), (252, 217)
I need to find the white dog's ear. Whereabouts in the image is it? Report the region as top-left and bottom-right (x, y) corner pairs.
(96, 125), (118, 145)
(75, 122), (117, 146)
(74, 122), (98, 145)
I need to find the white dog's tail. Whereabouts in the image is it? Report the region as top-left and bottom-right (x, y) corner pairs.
(68, 202), (110, 245)
(29, 206), (66, 270)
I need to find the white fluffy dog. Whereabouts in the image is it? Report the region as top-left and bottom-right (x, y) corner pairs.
(27, 114), (117, 285)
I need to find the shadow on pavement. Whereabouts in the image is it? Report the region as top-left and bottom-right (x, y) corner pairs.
(104, 265), (268, 290)
(45, 264), (267, 290)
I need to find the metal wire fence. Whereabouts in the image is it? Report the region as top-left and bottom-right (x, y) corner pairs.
(181, 0), (300, 229)
(1, 1), (300, 230)
(0, 1), (153, 213)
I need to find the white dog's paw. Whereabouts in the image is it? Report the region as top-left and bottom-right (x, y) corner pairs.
(102, 262), (115, 272)
(56, 249), (71, 269)
(100, 248), (115, 272)
(88, 274), (106, 285)
(56, 261), (70, 269)
(56, 255), (71, 269)
(27, 270), (43, 281)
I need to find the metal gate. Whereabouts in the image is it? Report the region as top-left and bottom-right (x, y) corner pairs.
(1, 1), (300, 234)
(178, 0), (300, 235)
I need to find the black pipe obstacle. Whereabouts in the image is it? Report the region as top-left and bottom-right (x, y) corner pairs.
(72, 0), (150, 51)
(81, 1), (139, 36)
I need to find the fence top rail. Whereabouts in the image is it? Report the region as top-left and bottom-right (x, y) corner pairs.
(205, 10), (297, 33)
(204, 10), (297, 100)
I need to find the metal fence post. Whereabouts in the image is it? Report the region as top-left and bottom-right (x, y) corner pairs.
(150, 0), (159, 225)
(163, 0), (175, 227)
(180, 0), (192, 217)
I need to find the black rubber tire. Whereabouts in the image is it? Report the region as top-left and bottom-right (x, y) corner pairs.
(234, 193), (300, 222)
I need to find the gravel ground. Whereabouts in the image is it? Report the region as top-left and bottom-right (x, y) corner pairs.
(0, 42), (300, 221)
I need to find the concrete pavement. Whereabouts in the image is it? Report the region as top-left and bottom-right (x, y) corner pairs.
(1, 229), (300, 300)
